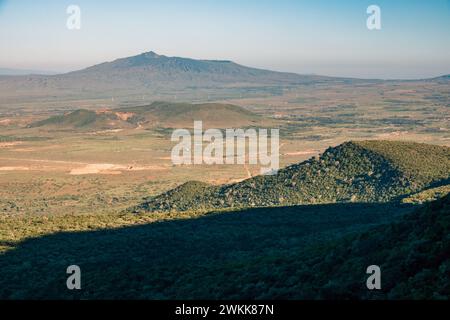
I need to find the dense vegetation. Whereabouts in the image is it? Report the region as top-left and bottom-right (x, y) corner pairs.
(135, 141), (450, 213)
(311, 192), (450, 299)
(0, 192), (448, 299)
(357, 140), (450, 188)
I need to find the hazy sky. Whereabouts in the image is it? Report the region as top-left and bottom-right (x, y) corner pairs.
(0, 0), (449, 79)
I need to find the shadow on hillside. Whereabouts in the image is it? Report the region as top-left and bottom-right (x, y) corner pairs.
(0, 201), (417, 299)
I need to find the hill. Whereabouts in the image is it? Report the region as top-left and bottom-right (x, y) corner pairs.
(28, 101), (263, 130)
(68, 51), (331, 87)
(120, 101), (262, 128)
(135, 140), (450, 212)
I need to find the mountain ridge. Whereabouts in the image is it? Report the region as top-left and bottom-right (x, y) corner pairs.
(3, 51), (449, 80)
(134, 140), (450, 213)
(0, 51), (336, 103)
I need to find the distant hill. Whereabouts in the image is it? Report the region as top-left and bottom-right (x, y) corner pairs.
(29, 101), (264, 130)
(430, 74), (450, 84)
(69, 51), (332, 87)
(120, 101), (263, 128)
(28, 109), (135, 130)
(135, 140), (450, 212)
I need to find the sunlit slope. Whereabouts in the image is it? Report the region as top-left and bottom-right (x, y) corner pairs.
(135, 141), (450, 212)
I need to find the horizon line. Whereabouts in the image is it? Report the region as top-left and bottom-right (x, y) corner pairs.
(1, 50), (449, 81)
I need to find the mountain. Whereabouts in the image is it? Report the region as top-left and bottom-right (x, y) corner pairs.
(66, 51), (332, 87)
(0, 51), (340, 103)
(1, 51), (448, 105)
(29, 101), (264, 130)
(135, 140), (450, 212)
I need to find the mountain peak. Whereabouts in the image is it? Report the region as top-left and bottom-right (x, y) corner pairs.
(140, 51), (162, 59)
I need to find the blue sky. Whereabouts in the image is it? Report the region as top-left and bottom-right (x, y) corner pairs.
(0, 0), (449, 79)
